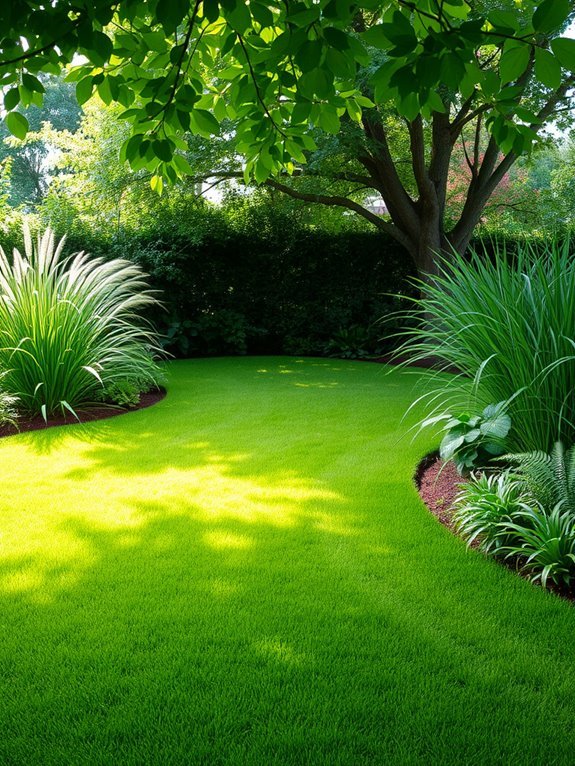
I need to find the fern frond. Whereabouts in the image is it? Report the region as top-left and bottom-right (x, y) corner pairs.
(505, 442), (575, 515)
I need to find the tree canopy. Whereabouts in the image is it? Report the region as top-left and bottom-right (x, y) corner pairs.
(2, 1), (575, 272)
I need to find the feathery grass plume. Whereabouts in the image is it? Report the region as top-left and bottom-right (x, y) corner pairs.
(395, 239), (575, 452)
(0, 223), (162, 419)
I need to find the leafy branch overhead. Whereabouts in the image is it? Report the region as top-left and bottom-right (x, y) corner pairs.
(1, 0), (574, 190)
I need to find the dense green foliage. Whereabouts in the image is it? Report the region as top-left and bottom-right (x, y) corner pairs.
(2, 2), (574, 278)
(0, 76), (81, 207)
(2, 1), (573, 184)
(1, 185), (416, 358)
(454, 471), (526, 554)
(2, 357), (575, 764)
(130, 222), (413, 357)
(401, 239), (575, 453)
(0, 226), (161, 418)
(507, 441), (575, 515)
(455, 460), (575, 591)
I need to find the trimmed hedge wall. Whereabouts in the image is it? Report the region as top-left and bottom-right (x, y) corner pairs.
(114, 229), (416, 357)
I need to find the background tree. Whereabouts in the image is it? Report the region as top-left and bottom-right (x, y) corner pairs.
(0, 76), (81, 206)
(1, 0), (575, 275)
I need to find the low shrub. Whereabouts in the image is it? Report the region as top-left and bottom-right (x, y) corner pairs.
(0, 225), (161, 418)
(453, 472), (525, 555)
(455, 443), (575, 591)
(0, 384), (19, 428)
(95, 225), (416, 359)
(502, 503), (575, 590)
(504, 441), (575, 514)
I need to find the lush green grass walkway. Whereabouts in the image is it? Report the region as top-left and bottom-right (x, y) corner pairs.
(1, 357), (575, 765)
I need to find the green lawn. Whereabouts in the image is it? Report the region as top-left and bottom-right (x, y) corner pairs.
(2, 357), (575, 765)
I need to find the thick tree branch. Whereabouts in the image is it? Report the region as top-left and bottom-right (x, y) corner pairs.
(360, 115), (420, 238)
(264, 177), (414, 251)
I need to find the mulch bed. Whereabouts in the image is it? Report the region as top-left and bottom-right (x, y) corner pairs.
(0, 388), (166, 440)
(414, 451), (462, 532)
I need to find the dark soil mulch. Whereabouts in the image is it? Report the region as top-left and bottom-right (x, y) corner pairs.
(414, 451), (462, 532)
(0, 388), (166, 440)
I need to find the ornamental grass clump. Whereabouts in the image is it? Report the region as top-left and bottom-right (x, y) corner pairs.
(0, 225), (161, 419)
(399, 239), (575, 453)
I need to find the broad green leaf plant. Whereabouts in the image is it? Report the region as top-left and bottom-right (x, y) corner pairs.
(425, 401), (512, 474)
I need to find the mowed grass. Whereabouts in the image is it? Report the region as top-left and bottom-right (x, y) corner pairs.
(1, 357), (575, 765)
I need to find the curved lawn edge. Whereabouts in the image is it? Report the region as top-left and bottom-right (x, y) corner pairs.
(0, 387), (166, 440)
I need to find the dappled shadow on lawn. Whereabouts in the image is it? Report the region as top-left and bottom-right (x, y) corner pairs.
(2, 478), (575, 765)
(1, 358), (575, 764)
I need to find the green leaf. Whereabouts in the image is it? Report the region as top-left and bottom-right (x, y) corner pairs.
(190, 109), (220, 136)
(143, 31), (167, 52)
(97, 76), (113, 105)
(326, 48), (354, 79)
(173, 154), (194, 176)
(291, 100), (312, 124)
(251, 2), (274, 27)
(203, 0), (219, 23)
(480, 412), (511, 439)
(440, 432), (466, 461)
(324, 27), (349, 51)
(156, 0), (188, 32)
(295, 40), (323, 72)
(299, 69), (333, 99)
(487, 9), (518, 31)
(176, 109), (191, 130)
(443, 1), (469, 20)
(285, 139), (307, 163)
(318, 107), (340, 134)
(89, 31), (113, 66)
(75, 76), (94, 105)
(22, 73), (44, 94)
(381, 11), (418, 52)
(226, 3), (252, 33)
(154, 139), (174, 162)
(150, 174), (164, 194)
(532, 0), (570, 34)
(551, 37), (575, 72)
(346, 99), (362, 122)
(499, 44), (530, 84)
(124, 133), (143, 162)
(3, 87), (20, 111)
(534, 47), (562, 90)
(398, 92), (419, 121)
(362, 25), (390, 50)
(4, 112), (28, 140)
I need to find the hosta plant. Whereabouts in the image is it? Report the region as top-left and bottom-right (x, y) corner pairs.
(0, 225), (161, 419)
(424, 402), (511, 474)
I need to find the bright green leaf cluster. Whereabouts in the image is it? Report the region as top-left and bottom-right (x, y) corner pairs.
(1, 1), (573, 186)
